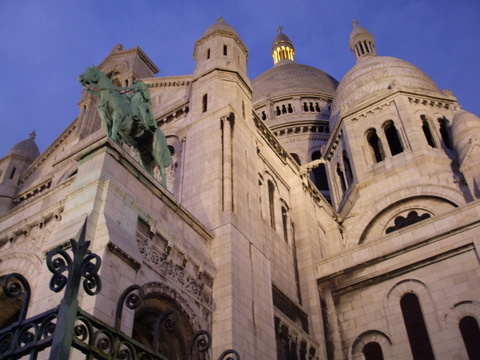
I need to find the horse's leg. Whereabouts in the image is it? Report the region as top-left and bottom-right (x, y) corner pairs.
(159, 166), (167, 189)
(110, 112), (121, 143)
(152, 129), (171, 188)
(135, 149), (150, 171)
(97, 107), (112, 138)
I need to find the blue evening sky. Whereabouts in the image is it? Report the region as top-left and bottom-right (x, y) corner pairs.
(0, 1), (479, 156)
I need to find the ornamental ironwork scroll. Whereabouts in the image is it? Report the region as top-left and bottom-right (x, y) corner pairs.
(0, 217), (240, 360)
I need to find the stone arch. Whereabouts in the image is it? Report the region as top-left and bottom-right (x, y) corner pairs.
(133, 281), (207, 360)
(384, 278), (440, 353)
(444, 300), (480, 327)
(357, 194), (455, 243)
(444, 301), (480, 359)
(345, 183), (463, 246)
(0, 255), (42, 328)
(350, 329), (392, 360)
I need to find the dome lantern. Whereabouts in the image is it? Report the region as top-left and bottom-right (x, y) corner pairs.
(272, 27), (295, 66)
(349, 20), (376, 61)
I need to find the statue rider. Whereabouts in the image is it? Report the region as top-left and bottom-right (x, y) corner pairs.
(130, 81), (157, 132)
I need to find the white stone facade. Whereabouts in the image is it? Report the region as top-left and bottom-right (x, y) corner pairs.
(1, 19), (480, 360)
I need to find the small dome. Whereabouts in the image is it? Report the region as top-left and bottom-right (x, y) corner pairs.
(451, 110), (480, 163)
(252, 63), (338, 104)
(349, 23), (371, 42)
(349, 20), (376, 60)
(272, 31), (293, 49)
(8, 132), (40, 161)
(271, 29), (295, 66)
(331, 56), (441, 127)
(203, 17), (238, 37)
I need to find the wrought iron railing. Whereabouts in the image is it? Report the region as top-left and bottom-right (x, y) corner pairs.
(0, 219), (240, 360)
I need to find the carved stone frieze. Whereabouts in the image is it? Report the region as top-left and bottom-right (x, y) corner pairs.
(137, 236), (213, 309)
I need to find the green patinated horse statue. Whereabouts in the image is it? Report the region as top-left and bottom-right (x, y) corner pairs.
(78, 66), (171, 188)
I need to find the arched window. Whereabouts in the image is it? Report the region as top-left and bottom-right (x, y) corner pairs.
(421, 116), (437, 148)
(261, 111), (267, 120)
(223, 44), (228, 56)
(362, 342), (384, 360)
(202, 94), (208, 113)
(268, 180), (276, 229)
(366, 129), (384, 163)
(311, 151), (330, 194)
(384, 121), (403, 155)
(386, 211), (431, 234)
(460, 316), (480, 360)
(438, 117), (452, 149)
(400, 293), (435, 360)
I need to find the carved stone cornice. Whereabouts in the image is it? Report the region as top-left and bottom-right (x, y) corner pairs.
(144, 76), (192, 88)
(347, 99), (394, 122)
(253, 113), (288, 163)
(156, 103), (190, 126)
(0, 205), (64, 248)
(407, 95), (457, 110)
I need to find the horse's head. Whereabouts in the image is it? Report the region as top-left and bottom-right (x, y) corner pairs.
(78, 66), (102, 87)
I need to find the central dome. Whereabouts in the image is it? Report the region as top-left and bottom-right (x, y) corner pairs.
(252, 63), (338, 105)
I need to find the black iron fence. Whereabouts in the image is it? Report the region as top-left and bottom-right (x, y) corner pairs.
(0, 220), (239, 360)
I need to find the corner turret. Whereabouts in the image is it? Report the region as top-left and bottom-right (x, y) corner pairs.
(0, 132), (40, 214)
(193, 17), (248, 80)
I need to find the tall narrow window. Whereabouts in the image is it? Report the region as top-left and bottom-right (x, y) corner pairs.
(460, 316), (480, 360)
(223, 44), (227, 56)
(202, 94), (208, 113)
(366, 129), (384, 163)
(343, 151), (353, 186)
(268, 180), (275, 229)
(363, 342), (384, 360)
(384, 121), (403, 155)
(207, 48), (210, 59)
(10, 167), (16, 179)
(421, 116), (437, 148)
(400, 293), (435, 360)
(281, 206), (289, 243)
(336, 163), (347, 193)
(438, 117), (452, 149)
